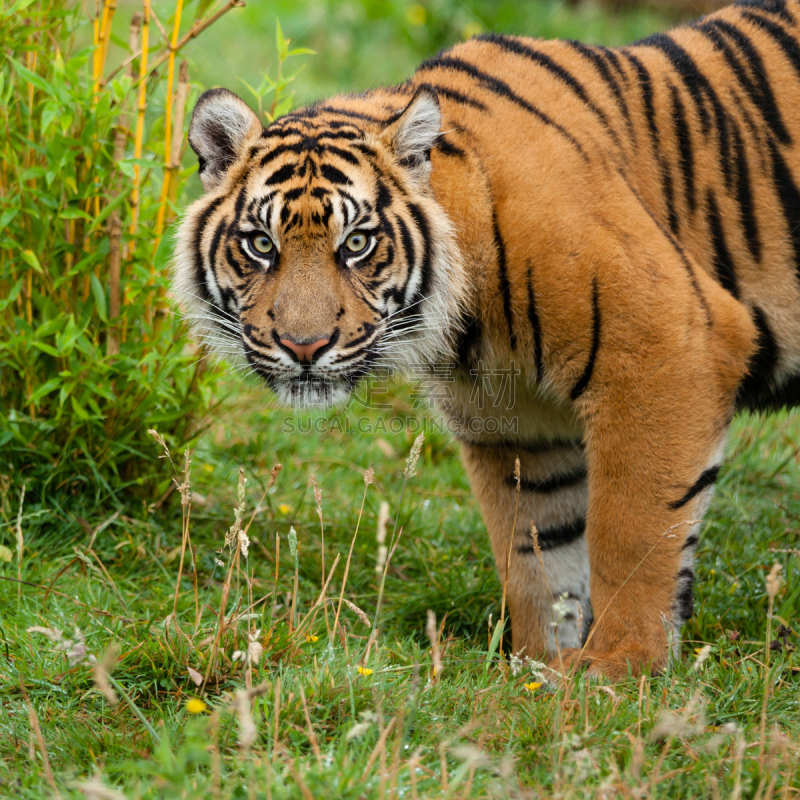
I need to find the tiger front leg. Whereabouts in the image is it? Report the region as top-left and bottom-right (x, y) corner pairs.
(460, 439), (593, 661)
(553, 319), (748, 682)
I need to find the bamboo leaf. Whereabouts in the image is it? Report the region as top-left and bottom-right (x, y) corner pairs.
(90, 274), (108, 322)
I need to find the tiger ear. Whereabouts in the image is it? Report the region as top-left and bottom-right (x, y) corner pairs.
(382, 88), (441, 183)
(188, 88), (261, 191)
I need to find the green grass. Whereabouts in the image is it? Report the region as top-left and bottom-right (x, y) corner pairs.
(3, 1), (800, 797)
(2, 375), (799, 798)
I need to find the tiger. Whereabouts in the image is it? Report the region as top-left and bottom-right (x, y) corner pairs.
(174, 0), (800, 681)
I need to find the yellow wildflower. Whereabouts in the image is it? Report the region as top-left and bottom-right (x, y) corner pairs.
(406, 4), (426, 26)
(186, 698), (207, 714)
(305, 634), (318, 643)
(357, 666), (373, 677)
(524, 682), (542, 692)
(278, 504), (291, 514)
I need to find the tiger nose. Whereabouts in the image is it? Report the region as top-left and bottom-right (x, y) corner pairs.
(279, 336), (330, 363)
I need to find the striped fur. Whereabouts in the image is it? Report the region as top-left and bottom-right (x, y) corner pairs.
(175, 0), (800, 680)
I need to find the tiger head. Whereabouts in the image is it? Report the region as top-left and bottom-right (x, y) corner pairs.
(173, 87), (468, 408)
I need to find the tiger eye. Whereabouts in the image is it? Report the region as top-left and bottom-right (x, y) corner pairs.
(345, 232), (368, 253)
(250, 233), (273, 254)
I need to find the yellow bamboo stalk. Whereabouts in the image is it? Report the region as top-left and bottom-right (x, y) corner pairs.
(128, 0), (150, 245)
(154, 0), (184, 244)
(107, 13), (141, 357)
(166, 60), (189, 211)
(98, 0), (117, 83)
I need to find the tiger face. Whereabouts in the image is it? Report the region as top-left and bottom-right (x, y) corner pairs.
(174, 88), (468, 408)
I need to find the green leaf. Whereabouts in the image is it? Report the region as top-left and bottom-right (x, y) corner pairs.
(0, 278), (23, 312)
(29, 377), (62, 406)
(31, 341), (61, 357)
(485, 618), (505, 674)
(59, 207), (92, 221)
(8, 56), (56, 96)
(21, 249), (43, 273)
(0, 207), (20, 229)
(87, 192), (127, 233)
(90, 274), (108, 322)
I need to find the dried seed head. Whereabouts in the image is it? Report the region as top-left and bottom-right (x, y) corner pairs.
(72, 777), (127, 800)
(230, 689), (257, 750)
(343, 598), (371, 627)
(237, 468), (247, 506)
(404, 433), (425, 479)
(513, 457), (521, 486)
(92, 646), (118, 706)
(426, 609), (442, 677)
(364, 464), (374, 486)
(288, 526), (298, 559)
(313, 476), (322, 511)
(766, 562), (783, 602)
(529, 522), (542, 558)
(692, 644), (712, 672)
(375, 501), (389, 574)
(238, 529), (250, 559)
(148, 428), (168, 457)
(267, 463), (283, 489)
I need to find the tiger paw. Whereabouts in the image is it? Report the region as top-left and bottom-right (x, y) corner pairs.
(546, 645), (667, 683)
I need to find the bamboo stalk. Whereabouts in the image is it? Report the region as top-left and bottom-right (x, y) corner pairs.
(154, 0), (184, 244)
(107, 13), (141, 356)
(151, 58), (189, 330)
(99, 0), (117, 82)
(128, 0), (150, 247)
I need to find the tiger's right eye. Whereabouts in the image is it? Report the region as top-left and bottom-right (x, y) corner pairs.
(249, 233), (274, 255)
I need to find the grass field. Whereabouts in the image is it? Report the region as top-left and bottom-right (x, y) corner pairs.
(2, 1), (800, 798)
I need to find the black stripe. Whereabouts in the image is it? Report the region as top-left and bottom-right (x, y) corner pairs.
(478, 33), (618, 143)
(732, 125), (762, 263)
(735, 0), (794, 25)
(621, 174), (712, 322)
(265, 163), (296, 185)
(570, 279), (600, 401)
(518, 518), (586, 552)
(225, 244), (246, 281)
(670, 466), (720, 509)
(622, 51), (678, 233)
(508, 466), (587, 494)
(674, 567), (695, 622)
(454, 313), (482, 369)
(697, 18), (791, 146)
(416, 82), (489, 111)
(768, 138), (800, 280)
(324, 145), (361, 166)
(682, 533), (700, 551)
(738, 305), (779, 408)
(670, 83), (697, 215)
(566, 40), (633, 134)
(527, 266), (544, 382)
(313, 105), (397, 124)
(598, 45), (629, 83)
(460, 437), (583, 455)
(435, 136), (465, 158)
(740, 11), (800, 80)
(633, 34), (735, 189)
(320, 163), (352, 185)
(416, 54), (589, 161)
(706, 190), (740, 298)
(193, 197), (225, 305)
(407, 203), (433, 302)
(493, 213), (516, 350)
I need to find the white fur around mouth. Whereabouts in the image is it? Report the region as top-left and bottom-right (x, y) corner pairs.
(272, 376), (353, 410)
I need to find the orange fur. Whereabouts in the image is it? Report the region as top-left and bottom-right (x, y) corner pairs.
(175, 0), (800, 679)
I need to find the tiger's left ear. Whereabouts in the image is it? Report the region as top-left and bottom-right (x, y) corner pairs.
(382, 89), (441, 184)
